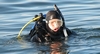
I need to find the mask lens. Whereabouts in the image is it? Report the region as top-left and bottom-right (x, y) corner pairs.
(49, 19), (63, 27)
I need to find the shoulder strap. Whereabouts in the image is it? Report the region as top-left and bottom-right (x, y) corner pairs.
(63, 27), (69, 40)
(63, 28), (68, 38)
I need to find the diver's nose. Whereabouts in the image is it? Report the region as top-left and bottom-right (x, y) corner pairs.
(54, 22), (59, 28)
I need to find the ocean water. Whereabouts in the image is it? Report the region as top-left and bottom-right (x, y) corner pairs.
(0, 0), (100, 54)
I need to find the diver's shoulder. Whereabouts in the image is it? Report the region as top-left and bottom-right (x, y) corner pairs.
(65, 27), (76, 35)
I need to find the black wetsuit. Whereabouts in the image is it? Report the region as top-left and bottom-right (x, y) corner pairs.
(29, 20), (72, 43)
(29, 10), (72, 43)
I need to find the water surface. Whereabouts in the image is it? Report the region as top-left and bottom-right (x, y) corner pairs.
(0, 0), (100, 54)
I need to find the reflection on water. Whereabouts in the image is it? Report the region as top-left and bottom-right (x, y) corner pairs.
(36, 41), (69, 54)
(50, 41), (68, 54)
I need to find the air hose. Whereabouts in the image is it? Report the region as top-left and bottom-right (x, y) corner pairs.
(17, 16), (40, 39)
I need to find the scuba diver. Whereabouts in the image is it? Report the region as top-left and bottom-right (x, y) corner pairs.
(29, 5), (72, 43)
(17, 4), (71, 54)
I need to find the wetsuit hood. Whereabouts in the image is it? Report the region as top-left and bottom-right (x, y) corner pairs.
(46, 10), (61, 23)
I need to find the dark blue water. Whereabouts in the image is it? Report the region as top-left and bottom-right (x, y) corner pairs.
(0, 0), (100, 54)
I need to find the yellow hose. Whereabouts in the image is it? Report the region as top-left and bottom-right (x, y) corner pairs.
(17, 16), (40, 39)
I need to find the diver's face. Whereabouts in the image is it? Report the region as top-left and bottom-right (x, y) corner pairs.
(48, 19), (63, 32)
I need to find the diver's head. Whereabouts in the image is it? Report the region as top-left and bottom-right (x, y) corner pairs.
(46, 10), (63, 32)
